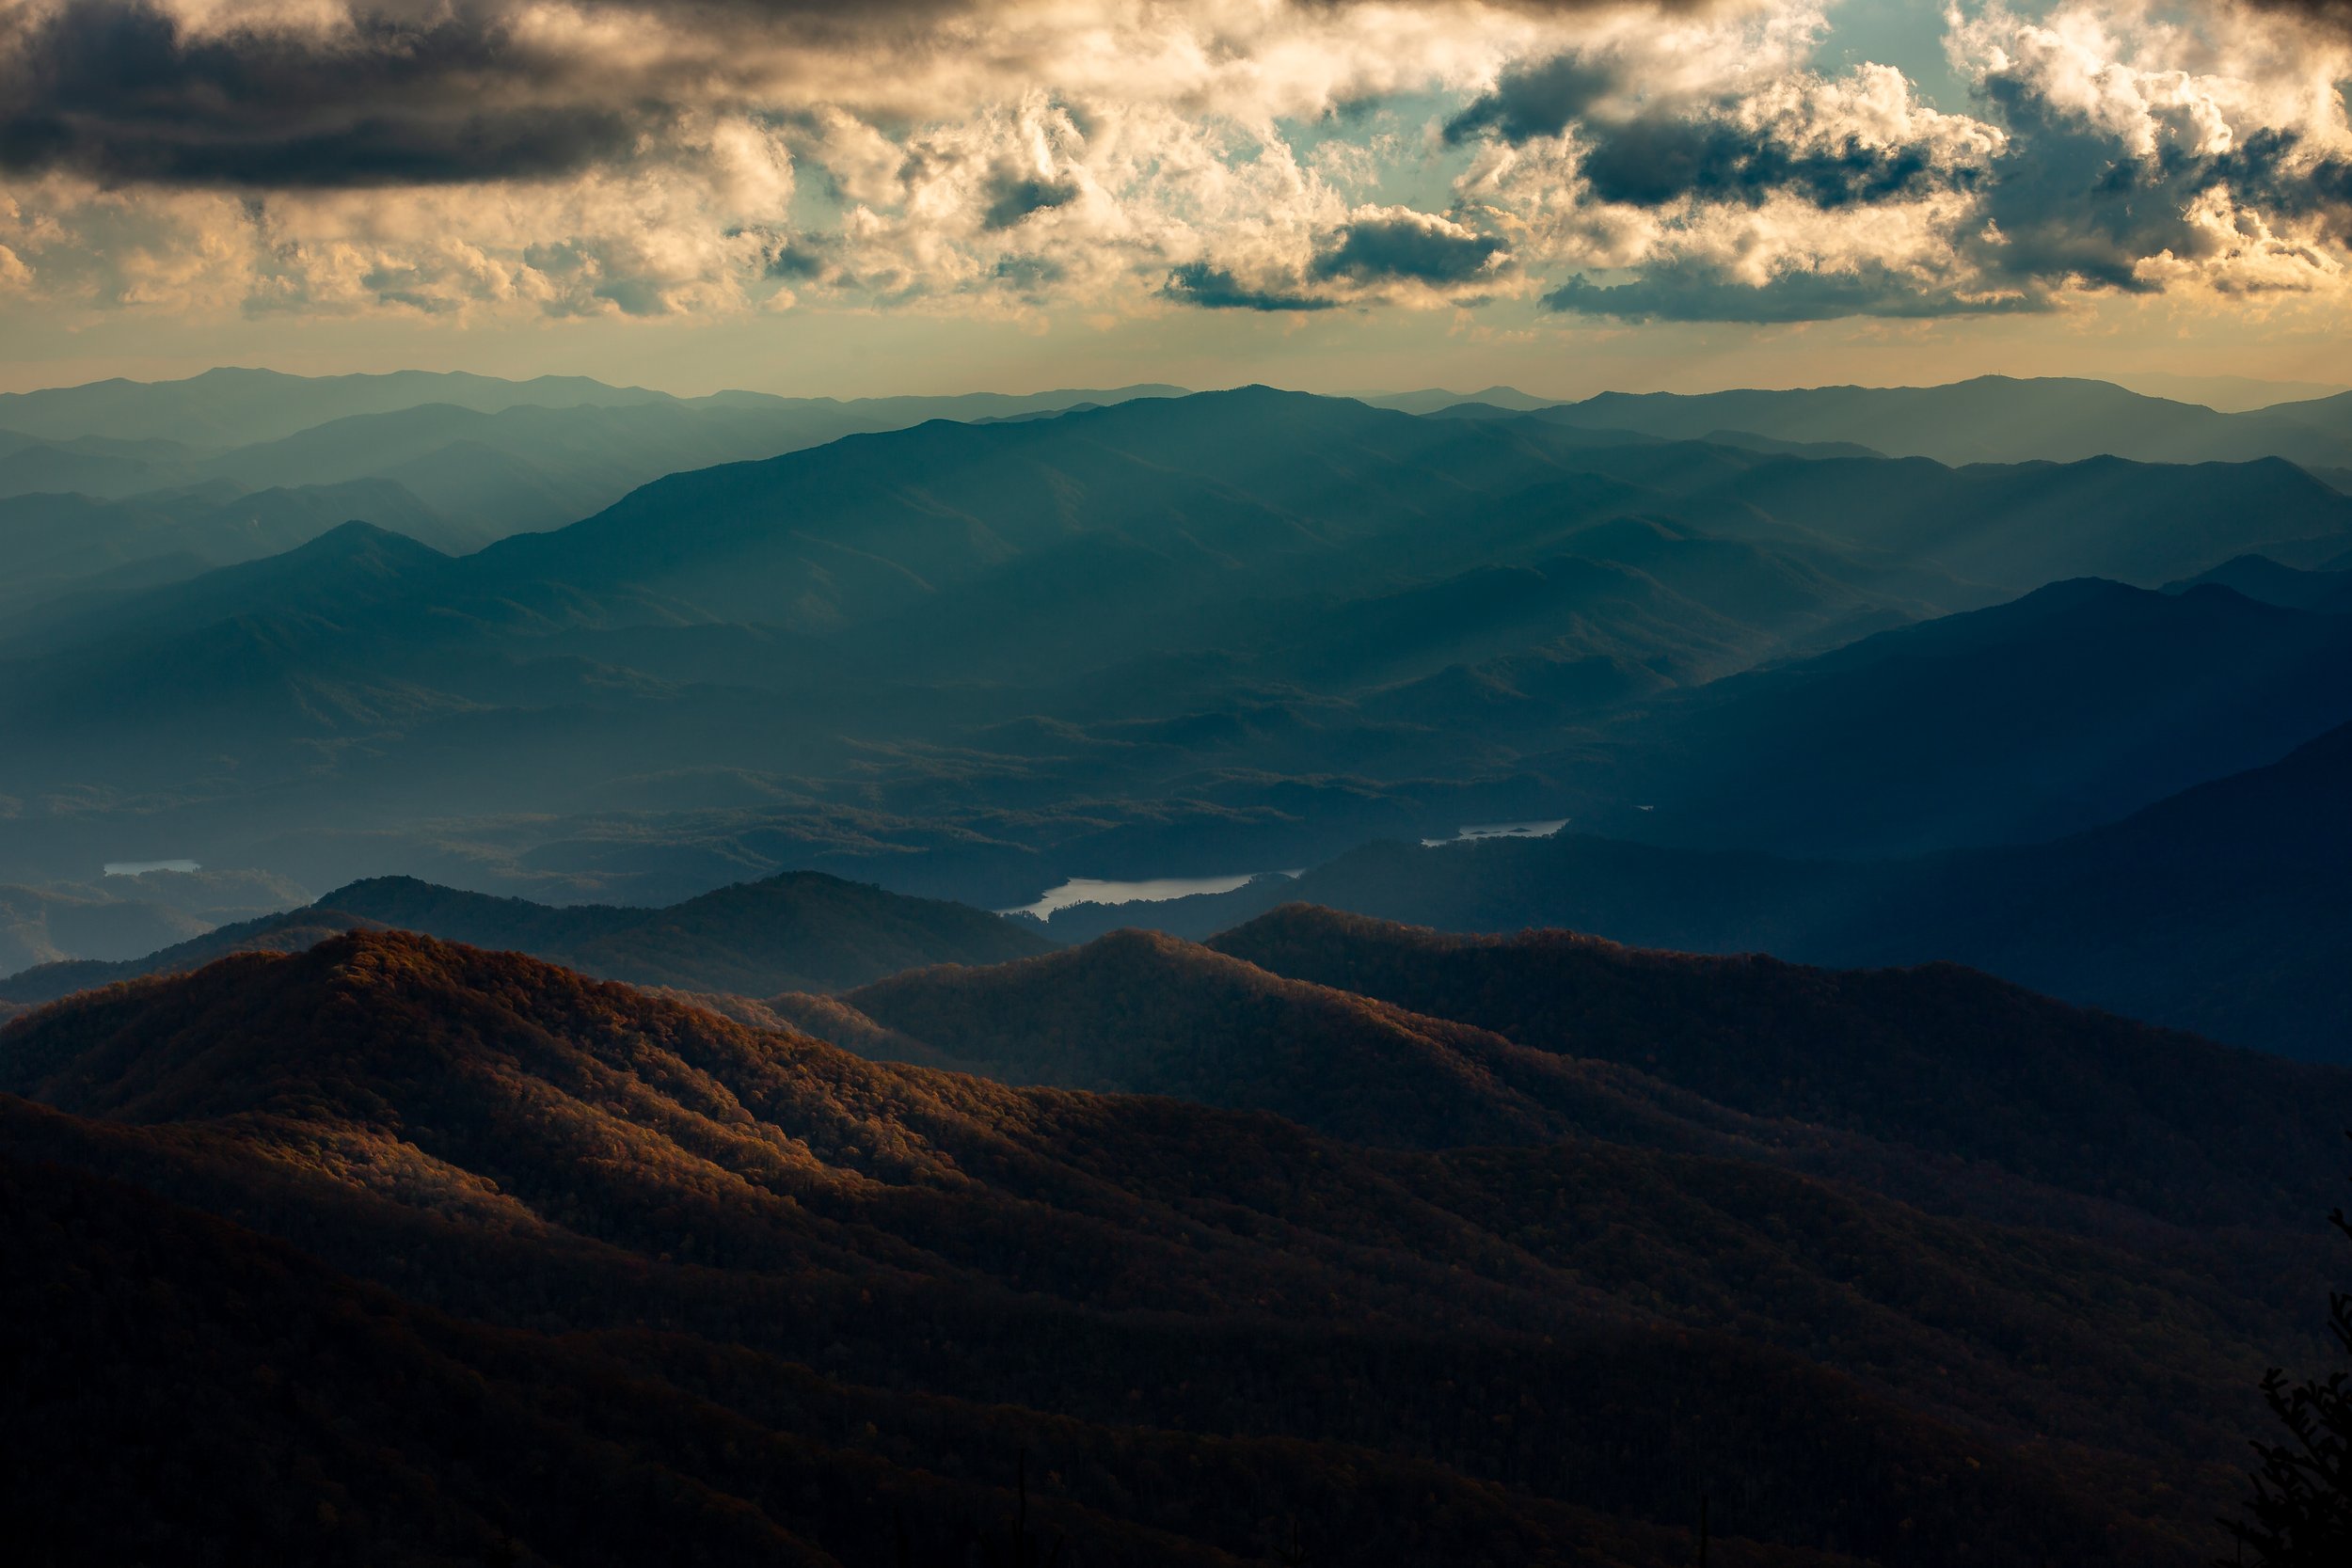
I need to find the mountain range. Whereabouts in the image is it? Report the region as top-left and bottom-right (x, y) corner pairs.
(11, 342), (2352, 1566)
(7, 382), (2351, 920)
(0, 369), (1187, 619)
(1039, 714), (2352, 1061)
(0, 869), (1048, 1007)
(1466, 373), (2352, 472)
(5, 919), (2343, 1563)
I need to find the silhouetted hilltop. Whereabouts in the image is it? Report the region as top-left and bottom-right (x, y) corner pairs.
(1210, 905), (2352, 1228)
(804, 927), (1740, 1151)
(0, 870), (1048, 1006)
(2168, 553), (2352, 612)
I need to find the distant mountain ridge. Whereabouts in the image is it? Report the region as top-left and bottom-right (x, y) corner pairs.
(0, 371), (1192, 616)
(0, 869), (1049, 1006)
(1047, 716), (2352, 1060)
(1550, 578), (2352, 856)
(1534, 373), (2352, 469)
(0, 367), (675, 447)
(8, 387), (2352, 911)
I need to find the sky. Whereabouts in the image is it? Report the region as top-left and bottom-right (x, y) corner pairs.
(4, 0), (2352, 397)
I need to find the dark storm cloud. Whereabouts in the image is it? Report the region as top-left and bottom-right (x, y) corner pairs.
(1446, 50), (1973, 211)
(1308, 213), (1505, 283)
(766, 242), (832, 279)
(0, 0), (662, 186)
(981, 172), (1081, 230)
(1442, 53), (1614, 144)
(0, 0), (986, 189)
(1159, 261), (1336, 311)
(1577, 118), (1951, 209)
(1542, 261), (2045, 322)
(0, 1), (1685, 192)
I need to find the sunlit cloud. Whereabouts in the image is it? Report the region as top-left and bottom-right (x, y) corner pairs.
(0, 0), (2346, 326)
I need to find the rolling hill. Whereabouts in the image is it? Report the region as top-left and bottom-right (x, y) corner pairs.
(4, 927), (2341, 1562)
(0, 870), (1050, 1006)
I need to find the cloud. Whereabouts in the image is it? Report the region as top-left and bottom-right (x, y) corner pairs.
(1543, 258), (2045, 320)
(981, 173), (1081, 230)
(1945, 1), (2352, 298)
(1444, 53), (1618, 144)
(1160, 261), (1337, 311)
(0, 0), (662, 188)
(1309, 207), (1507, 284)
(2236, 0), (2352, 35)
(2, 0), (2351, 329)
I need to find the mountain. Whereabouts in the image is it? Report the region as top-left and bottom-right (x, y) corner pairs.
(1677, 450), (2352, 592)
(0, 870), (1049, 1005)
(0, 883), (212, 974)
(4, 927), (2338, 1562)
(0, 477), (469, 620)
(1540, 374), (2352, 469)
(0, 367), (675, 448)
(788, 927), (1716, 1150)
(2168, 554), (2352, 613)
(2109, 371), (2349, 412)
(1554, 578), (2352, 857)
(8, 388), (2352, 911)
(4, 521), (456, 657)
(1361, 384), (1561, 414)
(457, 388), (2351, 650)
(0, 430), (205, 496)
(1077, 716), (2352, 1060)
(0, 373), (1195, 607)
(1206, 906), (2351, 1221)
(816, 910), (2352, 1227)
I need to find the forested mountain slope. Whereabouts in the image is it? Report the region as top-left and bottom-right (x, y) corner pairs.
(4, 929), (2337, 1563)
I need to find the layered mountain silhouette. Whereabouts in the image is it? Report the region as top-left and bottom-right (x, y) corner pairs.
(5, 925), (2340, 1563)
(1554, 578), (2352, 856)
(1530, 374), (2352, 469)
(0, 370), (1188, 617)
(8, 361), (2349, 1561)
(803, 909), (2351, 1226)
(8, 386), (2351, 914)
(0, 870), (1048, 1006)
(1067, 719), (2352, 1060)
(2169, 553), (2352, 613)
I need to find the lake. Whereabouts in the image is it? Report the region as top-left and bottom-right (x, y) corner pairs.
(1420, 818), (1568, 847)
(1003, 873), (1270, 920)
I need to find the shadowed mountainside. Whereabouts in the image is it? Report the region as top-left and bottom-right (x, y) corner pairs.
(8, 388), (2352, 910)
(1553, 578), (2352, 856)
(4, 927), (2343, 1562)
(1047, 718), (2352, 1061)
(0, 870), (1049, 1006)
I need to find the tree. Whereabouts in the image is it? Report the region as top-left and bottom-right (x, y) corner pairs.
(2222, 1172), (2352, 1565)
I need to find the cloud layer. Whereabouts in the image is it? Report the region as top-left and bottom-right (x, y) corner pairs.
(0, 0), (2347, 326)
